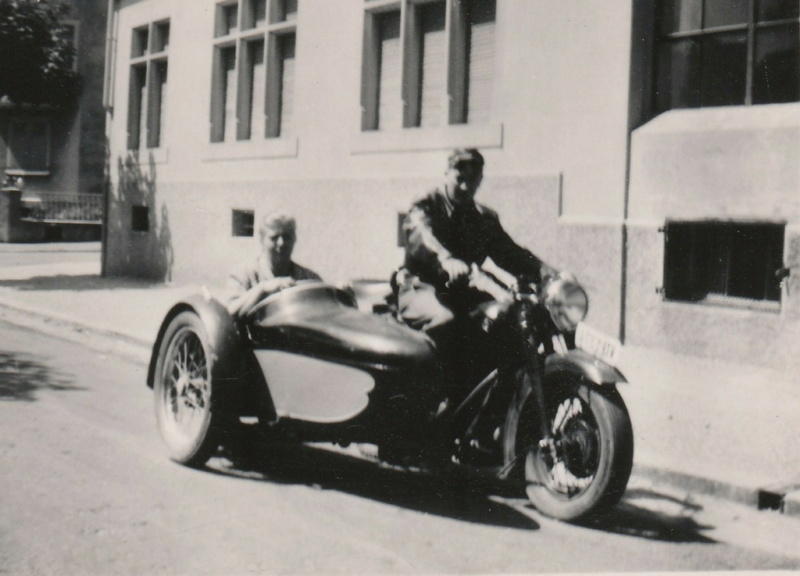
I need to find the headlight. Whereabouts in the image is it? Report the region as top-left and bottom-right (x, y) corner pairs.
(544, 277), (588, 332)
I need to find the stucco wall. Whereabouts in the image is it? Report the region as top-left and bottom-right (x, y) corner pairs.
(105, 0), (633, 338)
(626, 104), (800, 370)
(105, 172), (624, 335)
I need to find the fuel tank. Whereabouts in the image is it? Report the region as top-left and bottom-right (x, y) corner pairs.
(248, 283), (436, 372)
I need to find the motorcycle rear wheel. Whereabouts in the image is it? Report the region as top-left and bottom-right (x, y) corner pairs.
(153, 311), (223, 467)
(520, 377), (633, 521)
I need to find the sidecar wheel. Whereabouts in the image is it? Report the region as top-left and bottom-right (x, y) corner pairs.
(519, 378), (633, 521)
(153, 311), (224, 467)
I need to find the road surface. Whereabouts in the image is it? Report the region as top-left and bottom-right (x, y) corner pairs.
(1, 320), (799, 575)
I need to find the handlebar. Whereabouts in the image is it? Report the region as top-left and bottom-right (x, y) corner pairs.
(448, 264), (539, 305)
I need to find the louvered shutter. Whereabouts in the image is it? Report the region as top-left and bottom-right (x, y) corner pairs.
(251, 45), (266, 140)
(378, 12), (402, 131)
(467, 17), (495, 123)
(419, 5), (446, 128)
(279, 35), (296, 137)
(138, 75), (148, 149)
(223, 49), (237, 142)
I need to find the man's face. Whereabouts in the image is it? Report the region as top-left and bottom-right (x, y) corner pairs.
(262, 223), (296, 268)
(445, 161), (483, 207)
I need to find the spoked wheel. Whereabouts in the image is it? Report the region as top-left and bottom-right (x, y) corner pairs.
(520, 378), (633, 521)
(154, 311), (223, 467)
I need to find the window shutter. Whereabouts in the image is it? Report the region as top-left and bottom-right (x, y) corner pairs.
(251, 45), (266, 140)
(279, 34), (296, 137)
(138, 79), (148, 149)
(467, 17), (495, 123)
(224, 49), (237, 142)
(378, 12), (402, 131)
(419, 7), (446, 128)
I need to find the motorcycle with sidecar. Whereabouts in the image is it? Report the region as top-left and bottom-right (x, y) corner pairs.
(147, 266), (633, 521)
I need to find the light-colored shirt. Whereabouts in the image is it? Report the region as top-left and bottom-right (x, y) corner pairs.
(227, 254), (321, 294)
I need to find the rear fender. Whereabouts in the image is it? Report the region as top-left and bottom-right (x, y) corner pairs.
(146, 293), (244, 392)
(544, 349), (627, 386)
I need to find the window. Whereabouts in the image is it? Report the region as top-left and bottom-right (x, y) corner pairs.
(127, 20), (170, 151)
(655, 0), (800, 112)
(131, 205), (150, 232)
(361, 0), (496, 131)
(210, 0), (299, 143)
(663, 221), (785, 309)
(6, 118), (50, 175)
(59, 21), (80, 71)
(232, 209), (255, 236)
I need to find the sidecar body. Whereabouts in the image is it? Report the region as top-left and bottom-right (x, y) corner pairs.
(148, 282), (441, 464)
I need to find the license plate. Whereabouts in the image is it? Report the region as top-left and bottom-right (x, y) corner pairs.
(575, 323), (622, 367)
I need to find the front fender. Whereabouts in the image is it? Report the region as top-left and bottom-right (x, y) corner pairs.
(146, 293), (244, 391)
(544, 349), (627, 386)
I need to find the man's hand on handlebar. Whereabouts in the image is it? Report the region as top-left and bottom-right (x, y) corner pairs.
(440, 256), (470, 285)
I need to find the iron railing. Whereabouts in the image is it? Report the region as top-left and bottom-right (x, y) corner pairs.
(20, 193), (103, 224)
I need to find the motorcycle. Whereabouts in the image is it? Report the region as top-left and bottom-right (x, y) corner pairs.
(147, 265), (633, 521)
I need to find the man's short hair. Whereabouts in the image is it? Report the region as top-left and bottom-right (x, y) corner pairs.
(448, 148), (484, 170)
(259, 212), (296, 240)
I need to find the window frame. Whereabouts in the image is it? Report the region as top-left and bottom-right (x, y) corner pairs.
(127, 19), (170, 159)
(361, 0), (498, 132)
(5, 117), (51, 177)
(209, 0), (299, 145)
(654, 0), (800, 112)
(662, 219), (786, 312)
(60, 20), (80, 72)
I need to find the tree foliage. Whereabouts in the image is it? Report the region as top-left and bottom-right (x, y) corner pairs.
(0, 0), (81, 108)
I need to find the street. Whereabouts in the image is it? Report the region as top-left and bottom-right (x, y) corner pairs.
(0, 242), (100, 269)
(1, 319), (800, 575)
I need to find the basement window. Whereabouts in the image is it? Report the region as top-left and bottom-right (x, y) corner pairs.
(131, 205), (150, 232)
(663, 221), (785, 311)
(232, 209), (255, 237)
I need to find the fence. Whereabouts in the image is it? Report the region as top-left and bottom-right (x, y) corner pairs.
(20, 193), (103, 224)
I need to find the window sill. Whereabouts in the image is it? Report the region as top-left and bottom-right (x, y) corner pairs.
(666, 294), (781, 313)
(4, 169), (50, 177)
(127, 147), (169, 165)
(203, 137), (299, 162)
(351, 122), (503, 155)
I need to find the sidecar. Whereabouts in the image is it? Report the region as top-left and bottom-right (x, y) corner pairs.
(147, 281), (441, 467)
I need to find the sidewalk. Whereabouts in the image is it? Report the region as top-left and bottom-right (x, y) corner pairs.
(1, 256), (799, 517)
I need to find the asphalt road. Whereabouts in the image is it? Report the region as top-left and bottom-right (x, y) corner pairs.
(1, 319), (800, 575)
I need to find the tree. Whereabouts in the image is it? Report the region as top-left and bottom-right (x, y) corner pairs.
(0, 0), (81, 108)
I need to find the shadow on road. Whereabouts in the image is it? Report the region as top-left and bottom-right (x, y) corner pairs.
(576, 487), (714, 543)
(0, 351), (82, 401)
(204, 442), (717, 542)
(206, 443), (540, 531)
(0, 274), (163, 291)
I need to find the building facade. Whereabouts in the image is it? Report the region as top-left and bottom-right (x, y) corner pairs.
(103, 0), (800, 371)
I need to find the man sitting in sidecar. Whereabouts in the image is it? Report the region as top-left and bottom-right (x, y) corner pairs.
(227, 211), (322, 320)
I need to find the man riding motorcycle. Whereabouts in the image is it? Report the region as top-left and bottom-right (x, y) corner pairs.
(396, 148), (548, 459)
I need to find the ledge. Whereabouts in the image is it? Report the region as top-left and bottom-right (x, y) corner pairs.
(4, 169), (50, 177)
(351, 122), (503, 155)
(126, 147), (169, 165)
(202, 137), (299, 162)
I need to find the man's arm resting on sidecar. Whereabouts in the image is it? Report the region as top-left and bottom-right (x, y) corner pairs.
(226, 277), (296, 319)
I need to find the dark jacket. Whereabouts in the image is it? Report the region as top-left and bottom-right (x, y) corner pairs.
(402, 189), (542, 287)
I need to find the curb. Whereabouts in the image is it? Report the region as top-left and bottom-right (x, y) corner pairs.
(0, 297), (152, 365)
(629, 463), (800, 519)
(1, 295), (798, 519)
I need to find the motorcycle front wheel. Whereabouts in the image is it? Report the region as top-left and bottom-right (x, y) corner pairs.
(153, 311), (223, 467)
(517, 376), (633, 521)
